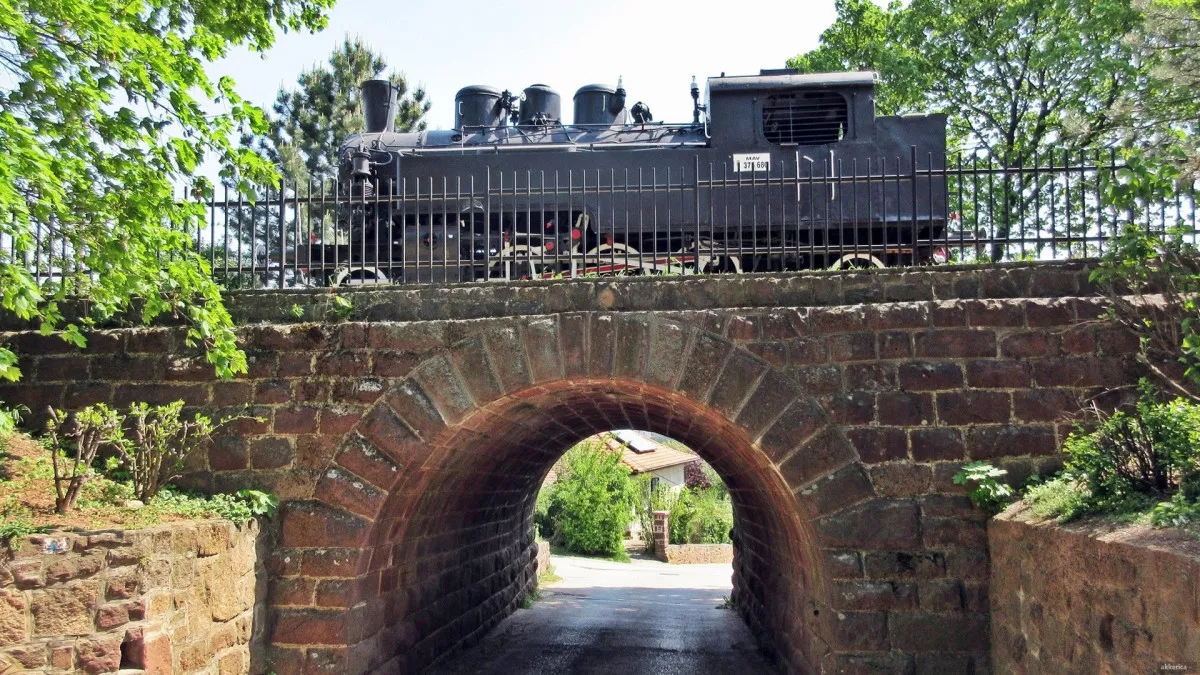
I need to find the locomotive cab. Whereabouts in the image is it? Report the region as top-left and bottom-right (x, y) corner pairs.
(706, 70), (876, 151)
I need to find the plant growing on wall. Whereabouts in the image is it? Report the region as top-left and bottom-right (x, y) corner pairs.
(953, 461), (1015, 512)
(1091, 226), (1200, 401)
(44, 404), (124, 513)
(118, 401), (220, 502)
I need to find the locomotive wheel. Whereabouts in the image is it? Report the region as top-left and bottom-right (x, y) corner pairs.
(674, 240), (743, 275)
(581, 242), (646, 276)
(829, 253), (885, 271)
(490, 245), (540, 280)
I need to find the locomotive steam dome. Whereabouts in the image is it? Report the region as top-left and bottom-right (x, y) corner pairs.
(518, 84), (561, 126)
(454, 85), (503, 130)
(573, 84), (620, 126)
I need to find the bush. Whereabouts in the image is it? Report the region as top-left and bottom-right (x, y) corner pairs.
(669, 486), (733, 545)
(541, 441), (637, 558)
(1023, 383), (1200, 528)
(1064, 384), (1200, 514)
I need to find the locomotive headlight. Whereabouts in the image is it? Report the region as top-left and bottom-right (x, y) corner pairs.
(350, 151), (371, 179)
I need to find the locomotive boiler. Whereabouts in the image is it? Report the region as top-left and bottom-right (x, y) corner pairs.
(304, 69), (950, 284)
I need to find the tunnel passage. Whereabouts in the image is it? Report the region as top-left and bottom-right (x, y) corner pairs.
(267, 316), (883, 674)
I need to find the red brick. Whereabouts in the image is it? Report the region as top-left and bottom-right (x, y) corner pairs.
(898, 362), (963, 391)
(315, 351), (369, 377)
(1025, 299), (1074, 327)
(301, 549), (364, 578)
(1000, 331), (1055, 358)
(911, 428), (965, 461)
(1013, 389), (1081, 422)
(964, 299), (1024, 327)
(832, 580), (918, 611)
(818, 499), (920, 549)
(777, 427), (856, 489)
(270, 608), (347, 645)
(966, 425), (1057, 460)
(275, 406), (321, 434)
(805, 464), (876, 516)
(915, 329), (996, 358)
(759, 400), (827, 462)
(255, 380), (291, 404)
(877, 332), (913, 360)
(316, 467), (386, 519)
(211, 381), (253, 406)
(250, 437), (293, 469)
(279, 501), (369, 549)
(321, 407), (363, 435)
(208, 436), (249, 471)
(936, 391), (1011, 425)
(828, 333), (876, 362)
(788, 337), (828, 365)
(725, 315), (759, 341)
(847, 427), (908, 463)
(827, 392), (875, 425)
(278, 352), (315, 377)
(877, 392), (934, 426)
(966, 360), (1030, 388)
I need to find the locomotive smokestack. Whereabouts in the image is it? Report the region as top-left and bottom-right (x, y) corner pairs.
(361, 79), (399, 133)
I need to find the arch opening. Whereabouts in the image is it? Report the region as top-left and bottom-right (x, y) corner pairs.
(332, 379), (833, 673)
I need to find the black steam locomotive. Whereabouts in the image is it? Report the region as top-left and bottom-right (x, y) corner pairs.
(303, 69), (949, 284)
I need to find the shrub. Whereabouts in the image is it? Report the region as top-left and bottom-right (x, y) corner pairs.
(119, 401), (221, 501)
(1064, 385), (1200, 514)
(44, 404), (125, 514)
(669, 486), (733, 545)
(542, 441), (637, 558)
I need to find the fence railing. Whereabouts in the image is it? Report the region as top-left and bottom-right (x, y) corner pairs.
(14, 149), (1200, 290)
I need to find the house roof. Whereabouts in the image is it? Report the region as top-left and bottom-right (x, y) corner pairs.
(603, 432), (698, 474)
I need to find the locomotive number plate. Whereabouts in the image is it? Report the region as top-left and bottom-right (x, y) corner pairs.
(733, 153), (771, 173)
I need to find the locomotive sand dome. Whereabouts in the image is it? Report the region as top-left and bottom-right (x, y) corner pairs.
(454, 85), (503, 130)
(317, 68), (949, 284)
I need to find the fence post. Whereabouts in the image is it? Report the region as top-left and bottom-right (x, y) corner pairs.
(652, 510), (670, 563)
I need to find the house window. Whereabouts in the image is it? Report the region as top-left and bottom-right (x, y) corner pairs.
(762, 91), (848, 145)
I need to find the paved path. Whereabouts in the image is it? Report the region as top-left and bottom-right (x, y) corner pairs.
(425, 554), (775, 675)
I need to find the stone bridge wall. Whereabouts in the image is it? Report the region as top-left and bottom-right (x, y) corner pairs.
(0, 520), (265, 674)
(0, 263), (1143, 674)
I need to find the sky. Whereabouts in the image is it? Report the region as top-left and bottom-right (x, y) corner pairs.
(211, 0), (839, 130)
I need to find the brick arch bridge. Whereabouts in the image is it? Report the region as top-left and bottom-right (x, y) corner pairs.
(0, 262), (1139, 673)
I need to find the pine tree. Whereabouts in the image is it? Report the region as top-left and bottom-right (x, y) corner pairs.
(257, 36), (430, 184)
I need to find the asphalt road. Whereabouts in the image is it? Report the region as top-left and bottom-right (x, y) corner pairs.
(425, 553), (775, 675)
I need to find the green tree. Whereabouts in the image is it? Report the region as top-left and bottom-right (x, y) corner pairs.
(791, 0), (1142, 157)
(543, 440), (637, 558)
(0, 0), (334, 395)
(256, 36), (430, 184)
(789, 0), (1151, 260)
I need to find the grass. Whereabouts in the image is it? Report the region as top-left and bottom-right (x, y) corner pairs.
(537, 563), (563, 586)
(1022, 474), (1186, 532)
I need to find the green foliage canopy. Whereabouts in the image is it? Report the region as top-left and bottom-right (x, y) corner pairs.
(790, 0), (1143, 158)
(0, 0), (335, 383)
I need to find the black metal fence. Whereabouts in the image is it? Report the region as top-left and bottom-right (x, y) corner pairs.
(15, 149), (1200, 289)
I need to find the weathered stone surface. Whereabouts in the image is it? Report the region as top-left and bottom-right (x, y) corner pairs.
(991, 505), (1200, 675)
(2, 520), (261, 675)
